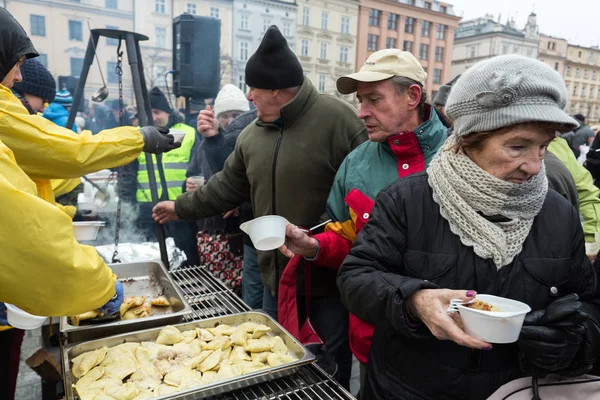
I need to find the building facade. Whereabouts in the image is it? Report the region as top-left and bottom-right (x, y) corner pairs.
(563, 44), (600, 124)
(451, 13), (540, 80)
(4, 0), (136, 102)
(356, 0), (460, 100)
(538, 34), (568, 76)
(295, 0), (358, 100)
(232, 0), (297, 94)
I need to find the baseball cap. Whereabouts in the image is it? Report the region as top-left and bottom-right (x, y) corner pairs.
(336, 49), (427, 94)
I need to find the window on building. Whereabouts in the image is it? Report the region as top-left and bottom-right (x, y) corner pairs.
(106, 0), (117, 8)
(440, 5), (447, 13)
(436, 24), (446, 40)
(210, 7), (220, 19)
(386, 37), (396, 49)
(576, 67), (580, 78)
(419, 44), (429, 60)
(155, 0), (166, 14)
(70, 57), (84, 77)
(106, 25), (119, 45)
(585, 69), (589, 79)
(302, 8), (310, 26)
(238, 75), (247, 93)
(69, 20), (83, 41)
(341, 16), (350, 34)
(321, 12), (328, 30)
(107, 61), (118, 83)
(301, 39), (309, 57)
(554, 62), (559, 71)
(367, 34), (378, 51)
(30, 15), (45, 36)
(339, 46), (349, 63)
(594, 70), (598, 80)
(573, 85), (578, 96)
(598, 89), (600, 99)
(433, 68), (441, 84)
(421, 21), (430, 37)
(241, 15), (248, 30)
(388, 13), (398, 30)
(470, 45), (477, 58)
(579, 50), (583, 58)
(320, 42), (328, 59)
(318, 74), (326, 92)
(435, 46), (443, 62)
(405, 17), (415, 34)
(263, 19), (271, 33)
(38, 54), (48, 67)
(590, 86), (595, 98)
(240, 41), (249, 60)
(424, 1), (432, 9)
(582, 85), (587, 97)
(407, 0), (415, 5)
(566, 66), (571, 76)
(186, 3), (196, 15)
(403, 40), (413, 53)
(283, 23), (291, 37)
(155, 27), (166, 48)
(369, 9), (381, 27)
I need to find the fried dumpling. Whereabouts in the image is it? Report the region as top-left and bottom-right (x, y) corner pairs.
(164, 367), (193, 387)
(196, 328), (214, 341)
(244, 338), (273, 353)
(104, 365), (136, 381)
(72, 347), (108, 378)
(122, 304), (150, 320)
(186, 350), (214, 370)
(203, 336), (232, 350)
(85, 378), (123, 391)
(105, 383), (140, 400)
(178, 370), (203, 390)
(73, 386), (103, 400)
(251, 351), (273, 363)
(156, 325), (184, 345)
(201, 370), (218, 385)
(133, 347), (151, 364)
(181, 329), (197, 344)
(70, 310), (99, 327)
(100, 353), (137, 370)
(73, 366), (105, 388)
(267, 353), (295, 367)
(130, 364), (162, 391)
(198, 349), (221, 372)
(230, 330), (248, 347)
(230, 345), (252, 361)
(217, 360), (243, 380)
(237, 322), (259, 333)
(171, 342), (192, 357)
(132, 392), (154, 400)
(153, 359), (172, 376)
(220, 346), (232, 362)
(267, 335), (288, 354)
(187, 339), (205, 357)
(207, 324), (236, 336)
(154, 384), (179, 396)
(151, 296), (170, 307)
(235, 360), (268, 374)
(251, 324), (271, 339)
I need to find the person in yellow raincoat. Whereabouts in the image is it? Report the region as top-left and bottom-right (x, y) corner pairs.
(0, 8), (180, 399)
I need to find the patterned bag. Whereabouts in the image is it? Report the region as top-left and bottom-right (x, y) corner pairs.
(197, 231), (243, 294)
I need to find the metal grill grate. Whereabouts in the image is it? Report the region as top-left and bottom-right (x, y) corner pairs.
(170, 266), (249, 320)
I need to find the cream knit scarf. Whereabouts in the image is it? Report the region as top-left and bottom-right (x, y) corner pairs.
(427, 135), (548, 268)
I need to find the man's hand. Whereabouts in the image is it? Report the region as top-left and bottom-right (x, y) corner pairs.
(223, 208), (239, 219)
(197, 105), (219, 138)
(152, 201), (179, 224)
(279, 224), (320, 259)
(185, 178), (198, 192)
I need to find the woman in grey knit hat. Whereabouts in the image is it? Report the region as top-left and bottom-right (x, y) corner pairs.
(338, 55), (600, 399)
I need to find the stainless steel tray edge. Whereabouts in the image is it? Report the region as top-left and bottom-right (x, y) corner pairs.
(62, 311), (316, 400)
(59, 261), (193, 343)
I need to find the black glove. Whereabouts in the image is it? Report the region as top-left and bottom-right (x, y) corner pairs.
(519, 294), (589, 377)
(140, 126), (181, 154)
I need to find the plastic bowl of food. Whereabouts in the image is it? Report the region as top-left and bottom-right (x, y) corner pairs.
(457, 294), (531, 344)
(73, 221), (105, 241)
(5, 304), (47, 330)
(169, 129), (187, 143)
(240, 215), (290, 251)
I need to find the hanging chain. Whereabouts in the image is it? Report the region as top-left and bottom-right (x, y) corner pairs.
(112, 40), (125, 263)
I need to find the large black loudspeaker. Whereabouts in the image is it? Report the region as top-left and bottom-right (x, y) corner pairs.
(173, 14), (221, 99)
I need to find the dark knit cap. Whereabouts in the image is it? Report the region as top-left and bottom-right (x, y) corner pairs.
(433, 75), (461, 107)
(13, 58), (56, 102)
(0, 8), (38, 82)
(245, 26), (303, 89)
(574, 113), (586, 123)
(149, 86), (172, 114)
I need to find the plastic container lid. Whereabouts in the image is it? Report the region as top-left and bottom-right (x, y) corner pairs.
(240, 215), (290, 251)
(5, 304), (47, 330)
(73, 221), (105, 241)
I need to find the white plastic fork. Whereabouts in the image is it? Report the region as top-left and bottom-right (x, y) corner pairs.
(447, 298), (466, 314)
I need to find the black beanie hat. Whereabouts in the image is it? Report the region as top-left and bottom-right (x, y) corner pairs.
(13, 58), (56, 102)
(245, 26), (304, 90)
(0, 8), (38, 83)
(149, 86), (172, 114)
(433, 74), (461, 107)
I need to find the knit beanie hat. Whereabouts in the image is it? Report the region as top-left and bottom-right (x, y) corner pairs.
(12, 58), (56, 102)
(433, 75), (460, 107)
(0, 8), (38, 83)
(213, 84), (250, 117)
(446, 55), (578, 137)
(54, 89), (73, 107)
(245, 25), (304, 89)
(149, 86), (172, 114)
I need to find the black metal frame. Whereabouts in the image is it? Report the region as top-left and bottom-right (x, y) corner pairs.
(66, 28), (170, 268)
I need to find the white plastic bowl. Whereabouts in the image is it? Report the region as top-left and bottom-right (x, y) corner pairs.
(73, 221), (105, 241)
(5, 304), (47, 330)
(169, 129), (187, 143)
(457, 294), (531, 344)
(240, 215), (290, 251)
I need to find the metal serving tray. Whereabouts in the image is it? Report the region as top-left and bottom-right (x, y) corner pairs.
(60, 261), (192, 343)
(62, 311), (316, 399)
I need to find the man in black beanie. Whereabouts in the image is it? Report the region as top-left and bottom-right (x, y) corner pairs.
(153, 25), (367, 389)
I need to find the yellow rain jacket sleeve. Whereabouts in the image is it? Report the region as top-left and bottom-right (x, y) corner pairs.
(0, 141), (116, 317)
(52, 178), (81, 197)
(0, 85), (144, 180)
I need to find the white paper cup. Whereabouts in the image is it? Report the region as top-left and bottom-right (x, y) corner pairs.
(5, 304), (47, 330)
(240, 215), (290, 251)
(169, 129), (187, 143)
(188, 175), (205, 188)
(457, 294), (531, 344)
(73, 221), (105, 241)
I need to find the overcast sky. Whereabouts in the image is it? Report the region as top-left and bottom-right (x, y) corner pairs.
(450, 0), (600, 48)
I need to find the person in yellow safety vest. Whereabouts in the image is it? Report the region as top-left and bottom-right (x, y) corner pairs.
(120, 86), (199, 266)
(0, 9), (180, 399)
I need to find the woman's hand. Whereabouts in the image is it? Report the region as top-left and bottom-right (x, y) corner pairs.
(406, 289), (492, 350)
(279, 224), (320, 259)
(152, 201), (179, 224)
